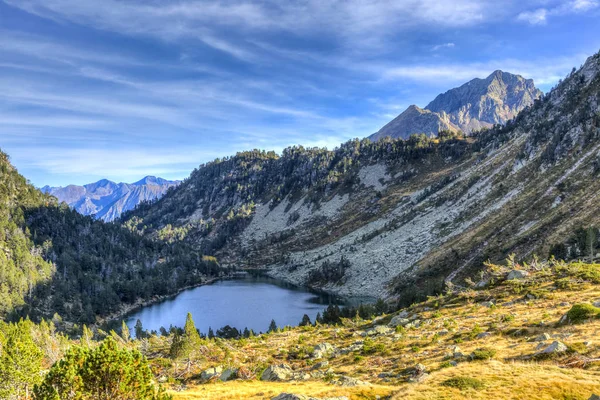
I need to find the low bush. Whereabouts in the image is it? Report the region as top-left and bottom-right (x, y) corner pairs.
(441, 376), (485, 390)
(566, 303), (600, 324)
(471, 347), (496, 360)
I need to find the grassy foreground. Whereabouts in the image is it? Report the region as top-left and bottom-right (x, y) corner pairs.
(161, 259), (600, 399)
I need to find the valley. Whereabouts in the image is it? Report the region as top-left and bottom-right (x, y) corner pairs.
(1, 31), (600, 400)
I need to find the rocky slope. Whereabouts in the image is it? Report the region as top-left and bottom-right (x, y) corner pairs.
(369, 70), (543, 141)
(42, 176), (179, 221)
(124, 50), (600, 304)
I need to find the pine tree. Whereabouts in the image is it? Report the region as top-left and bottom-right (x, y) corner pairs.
(299, 314), (312, 326)
(268, 319), (278, 333)
(135, 319), (145, 339)
(170, 313), (202, 374)
(315, 312), (323, 325)
(34, 337), (171, 400)
(0, 320), (44, 399)
(208, 327), (215, 339)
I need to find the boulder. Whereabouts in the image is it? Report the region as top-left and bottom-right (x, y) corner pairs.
(507, 270), (529, 280)
(312, 361), (329, 370)
(388, 316), (411, 327)
(477, 332), (492, 339)
(538, 341), (568, 354)
(475, 279), (489, 288)
(312, 343), (335, 359)
(271, 395), (349, 400)
(332, 375), (368, 387)
(588, 395), (600, 400)
(200, 366), (224, 381)
(261, 364), (293, 381)
(480, 301), (495, 308)
(534, 333), (552, 342)
(366, 325), (393, 336)
(219, 368), (237, 382)
(339, 342), (363, 354)
(409, 363), (428, 383)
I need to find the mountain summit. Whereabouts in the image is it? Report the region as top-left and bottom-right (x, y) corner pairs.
(369, 70), (543, 141)
(42, 176), (180, 222)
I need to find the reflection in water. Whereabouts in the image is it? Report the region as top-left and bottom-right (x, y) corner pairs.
(125, 274), (346, 336)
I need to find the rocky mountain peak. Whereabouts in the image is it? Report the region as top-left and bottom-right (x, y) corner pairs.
(43, 176), (180, 222)
(369, 70), (543, 141)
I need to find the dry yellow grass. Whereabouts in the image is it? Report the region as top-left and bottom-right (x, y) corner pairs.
(393, 360), (600, 400)
(157, 262), (600, 400)
(171, 381), (396, 399)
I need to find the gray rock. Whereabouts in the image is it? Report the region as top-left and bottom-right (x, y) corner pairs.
(312, 361), (329, 370)
(366, 325), (393, 336)
(588, 395), (600, 400)
(200, 366), (224, 381)
(480, 301), (495, 308)
(538, 341), (568, 354)
(388, 316), (411, 327)
(507, 270), (529, 280)
(534, 333), (552, 342)
(593, 300), (600, 308)
(271, 394), (349, 400)
(261, 364), (293, 381)
(312, 343), (335, 359)
(332, 376), (368, 387)
(475, 279), (490, 288)
(409, 363), (428, 383)
(477, 332), (492, 339)
(219, 368), (237, 382)
(339, 342), (363, 354)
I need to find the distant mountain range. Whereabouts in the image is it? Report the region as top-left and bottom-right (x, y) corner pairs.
(369, 70), (543, 141)
(41, 176), (180, 222)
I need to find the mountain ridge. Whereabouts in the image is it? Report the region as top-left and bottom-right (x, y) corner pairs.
(41, 176), (180, 222)
(122, 50), (600, 305)
(369, 70), (543, 141)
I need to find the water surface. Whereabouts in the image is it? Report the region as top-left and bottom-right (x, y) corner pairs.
(126, 274), (343, 335)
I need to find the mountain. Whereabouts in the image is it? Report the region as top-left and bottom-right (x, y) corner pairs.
(369, 70), (543, 141)
(0, 153), (221, 322)
(123, 50), (600, 306)
(41, 176), (180, 222)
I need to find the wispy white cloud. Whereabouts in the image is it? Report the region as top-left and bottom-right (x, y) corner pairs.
(517, 0), (599, 25)
(431, 43), (456, 51)
(381, 54), (590, 87)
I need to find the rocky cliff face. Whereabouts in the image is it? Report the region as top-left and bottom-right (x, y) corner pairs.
(42, 176), (180, 222)
(124, 51), (600, 303)
(369, 70), (543, 141)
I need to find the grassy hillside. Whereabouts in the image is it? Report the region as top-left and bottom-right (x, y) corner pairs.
(6, 258), (600, 399)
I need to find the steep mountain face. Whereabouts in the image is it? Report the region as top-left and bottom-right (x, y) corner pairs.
(124, 50), (600, 305)
(42, 176), (180, 222)
(369, 70), (543, 141)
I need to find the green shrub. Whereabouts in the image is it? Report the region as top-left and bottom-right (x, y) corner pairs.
(441, 376), (485, 390)
(471, 348), (496, 360)
(566, 303), (600, 324)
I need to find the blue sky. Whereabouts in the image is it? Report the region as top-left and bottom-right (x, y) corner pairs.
(1, 0), (599, 187)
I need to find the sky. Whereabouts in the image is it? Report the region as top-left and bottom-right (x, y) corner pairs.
(0, 0), (599, 187)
